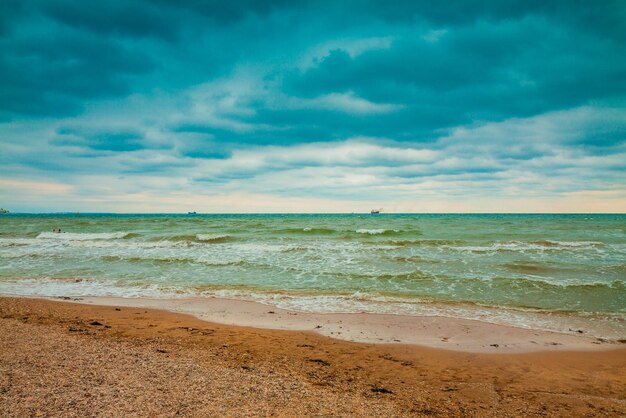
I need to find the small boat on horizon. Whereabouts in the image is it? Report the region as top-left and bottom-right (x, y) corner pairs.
(370, 209), (380, 214)
(188, 211), (197, 214)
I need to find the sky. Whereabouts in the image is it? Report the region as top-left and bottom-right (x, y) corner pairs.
(1, 1), (625, 213)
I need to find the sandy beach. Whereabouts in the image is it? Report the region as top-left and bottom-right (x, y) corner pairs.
(3, 0), (626, 415)
(1, 296), (625, 417)
(49, 295), (626, 353)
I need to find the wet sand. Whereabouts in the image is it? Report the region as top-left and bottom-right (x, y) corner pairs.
(68, 295), (624, 353)
(1, 296), (625, 417)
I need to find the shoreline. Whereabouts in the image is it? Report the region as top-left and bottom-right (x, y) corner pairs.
(5, 293), (622, 353)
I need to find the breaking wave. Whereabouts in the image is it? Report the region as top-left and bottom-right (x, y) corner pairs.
(446, 240), (605, 253)
(195, 234), (232, 242)
(151, 234), (233, 243)
(378, 239), (465, 247)
(355, 228), (400, 235)
(37, 232), (132, 240)
(100, 254), (245, 266)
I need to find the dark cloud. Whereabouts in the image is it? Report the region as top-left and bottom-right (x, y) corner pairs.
(0, 1), (625, 211)
(572, 127), (626, 150)
(39, 1), (179, 40)
(0, 0), (303, 120)
(282, 16), (626, 130)
(152, 0), (296, 24)
(0, 23), (155, 119)
(2, 0), (625, 127)
(173, 123), (335, 146)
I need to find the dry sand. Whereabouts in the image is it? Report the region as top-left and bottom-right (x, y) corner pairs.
(1, 296), (625, 417)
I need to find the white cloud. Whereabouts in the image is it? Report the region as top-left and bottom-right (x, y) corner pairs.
(298, 92), (402, 114)
(2, 97), (624, 213)
(197, 139), (438, 176)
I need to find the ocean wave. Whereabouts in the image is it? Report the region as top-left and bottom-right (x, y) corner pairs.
(100, 254), (244, 266)
(601, 264), (626, 273)
(0, 231), (40, 238)
(185, 284), (626, 321)
(392, 255), (438, 263)
(151, 234), (233, 243)
(36, 232), (131, 240)
(490, 276), (625, 292)
(501, 261), (577, 274)
(529, 240), (604, 248)
(278, 227), (337, 235)
(274, 227), (414, 237)
(301, 227), (336, 234)
(0, 252), (69, 260)
(0, 239), (31, 247)
(446, 240), (605, 253)
(328, 269), (436, 283)
(196, 233), (232, 242)
(355, 228), (399, 235)
(280, 245), (310, 252)
(327, 269), (624, 295)
(379, 239), (465, 247)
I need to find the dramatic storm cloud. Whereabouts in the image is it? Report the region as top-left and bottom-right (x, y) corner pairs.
(1, 0), (625, 212)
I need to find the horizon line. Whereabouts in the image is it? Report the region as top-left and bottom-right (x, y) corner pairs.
(2, 212), (625, 215)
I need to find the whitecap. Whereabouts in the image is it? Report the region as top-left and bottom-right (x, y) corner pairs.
(195, 233), (231, 242)
(37, 232), (130, 240)
(446, 240), (604, 253)
(355, 228), (398, 235)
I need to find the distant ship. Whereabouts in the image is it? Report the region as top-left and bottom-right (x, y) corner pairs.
(188, 211), (197, 214)
(370, 209), (380, 214)
(0, 208), (9, 213)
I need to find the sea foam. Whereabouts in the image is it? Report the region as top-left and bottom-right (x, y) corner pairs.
(355, 228), (398, 235)
(36, 232), (130, 240)
(195, 234), (232, 242)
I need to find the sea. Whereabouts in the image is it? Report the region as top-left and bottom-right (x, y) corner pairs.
(1, 213), (624, 339)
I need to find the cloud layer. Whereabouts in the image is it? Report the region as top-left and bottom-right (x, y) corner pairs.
(1, 1), (625, 212)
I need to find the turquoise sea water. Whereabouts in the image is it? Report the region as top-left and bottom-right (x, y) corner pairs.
(1, 214), (624, 338)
